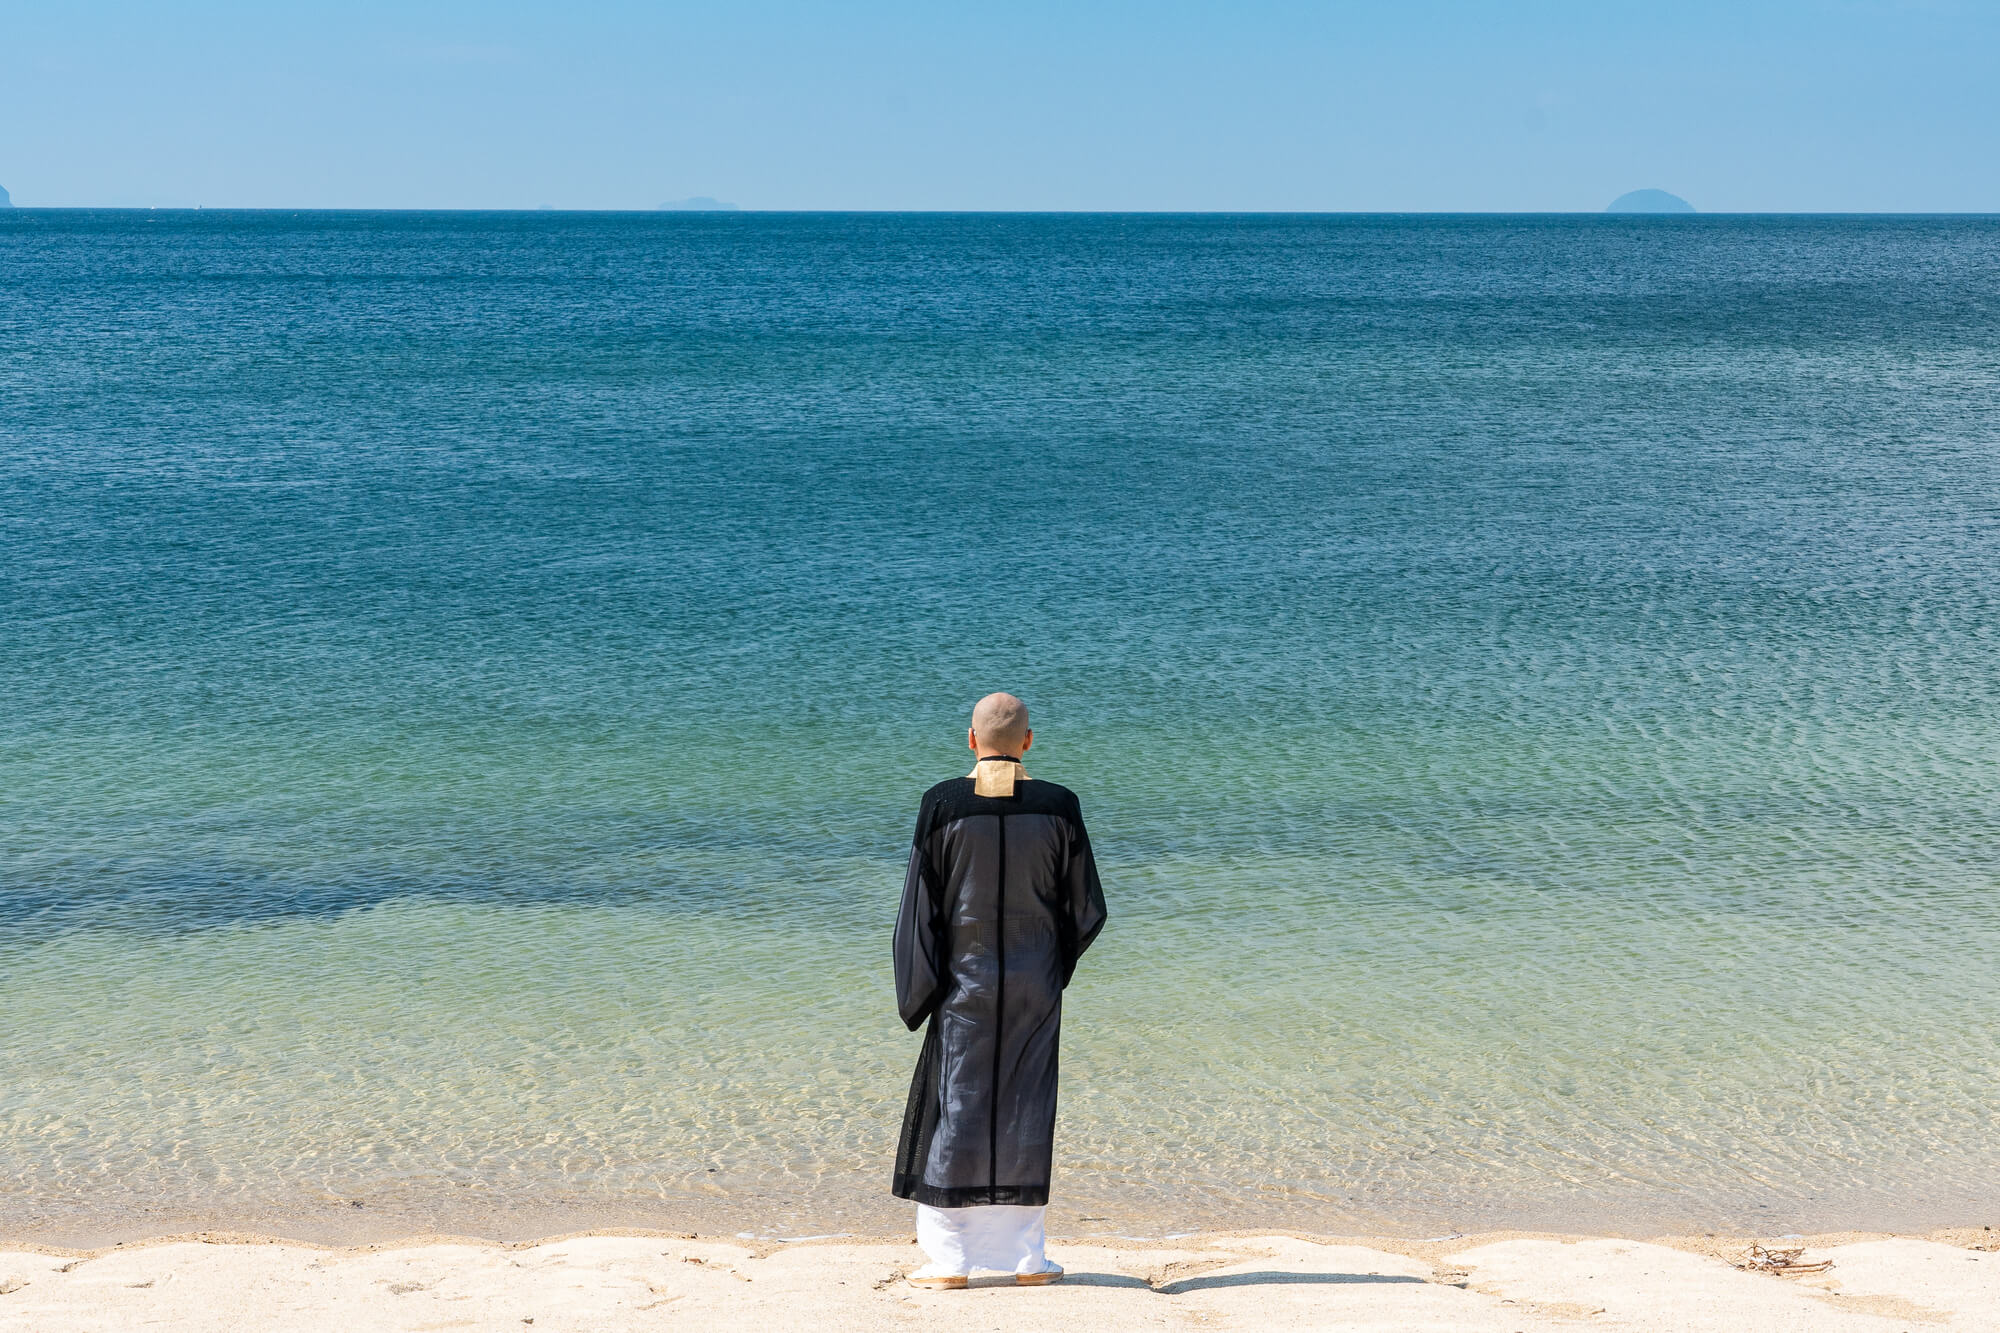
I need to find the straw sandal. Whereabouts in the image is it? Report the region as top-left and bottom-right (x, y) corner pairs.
(907, 1272), (969, 1291)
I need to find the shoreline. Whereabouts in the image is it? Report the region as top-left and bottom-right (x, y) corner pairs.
(8, 1177), (1994, 1254)
(5, 1221), (1999, 1261)
(3, 1224), (1996, 1331)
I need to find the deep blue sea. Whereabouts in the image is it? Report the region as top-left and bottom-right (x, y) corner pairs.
(3, 211), (1998, 1244)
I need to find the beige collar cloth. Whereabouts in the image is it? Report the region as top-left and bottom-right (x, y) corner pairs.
(969, 756), (1030, 797)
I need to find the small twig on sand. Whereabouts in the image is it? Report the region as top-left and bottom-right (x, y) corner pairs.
(1737, 1244), (1833, 1277)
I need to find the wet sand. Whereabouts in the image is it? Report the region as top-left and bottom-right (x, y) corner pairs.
(3, 1227), (1997, 1331)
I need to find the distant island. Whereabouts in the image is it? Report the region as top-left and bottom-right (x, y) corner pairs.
(0, 184), (14, 209)
(1606, 188), (1694, 214)
(658, 197), (738, 211)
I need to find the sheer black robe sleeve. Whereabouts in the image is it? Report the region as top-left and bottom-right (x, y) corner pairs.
(893, 803), (946, 1031)
(1060, 794), (1108, 987)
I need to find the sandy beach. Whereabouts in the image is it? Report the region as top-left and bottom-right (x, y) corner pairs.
(4, 1227), (1997, 1331)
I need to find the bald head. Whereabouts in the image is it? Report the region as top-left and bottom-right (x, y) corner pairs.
(969, 692), (1032, 757)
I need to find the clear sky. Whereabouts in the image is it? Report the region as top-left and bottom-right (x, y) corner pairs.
(5, 1), (1997, 211)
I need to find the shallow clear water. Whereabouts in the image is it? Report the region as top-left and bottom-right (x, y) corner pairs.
(3, 211), (1998, 1243)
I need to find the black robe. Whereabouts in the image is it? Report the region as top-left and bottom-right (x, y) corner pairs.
(892, 767), (1107, 1208)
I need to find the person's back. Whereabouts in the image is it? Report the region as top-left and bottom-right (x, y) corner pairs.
(892, 692), (1107, 1289)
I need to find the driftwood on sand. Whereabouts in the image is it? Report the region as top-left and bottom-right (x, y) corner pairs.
(1736, 1243), (1834, 1277)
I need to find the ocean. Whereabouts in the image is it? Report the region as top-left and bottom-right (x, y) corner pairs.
(3, 210), (1997, 1245)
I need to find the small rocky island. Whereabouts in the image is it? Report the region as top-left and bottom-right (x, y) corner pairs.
(1606, 188), (1694, 213)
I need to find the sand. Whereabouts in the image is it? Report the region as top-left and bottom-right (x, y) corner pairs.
(3, 1228), (1997, 1331)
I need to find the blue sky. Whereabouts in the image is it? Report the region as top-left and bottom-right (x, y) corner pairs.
(5, 1), (1996, 210)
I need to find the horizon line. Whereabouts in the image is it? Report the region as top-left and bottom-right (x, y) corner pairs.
(8, 205), (2000, 217)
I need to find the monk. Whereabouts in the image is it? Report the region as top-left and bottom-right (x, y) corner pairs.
(892, 692), (1108, 1289)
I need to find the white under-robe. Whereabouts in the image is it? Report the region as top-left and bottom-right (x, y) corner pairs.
(914, 1203), (1048, 1276)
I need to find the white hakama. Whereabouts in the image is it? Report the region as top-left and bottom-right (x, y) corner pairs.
(913, 1203), (1048, 1277)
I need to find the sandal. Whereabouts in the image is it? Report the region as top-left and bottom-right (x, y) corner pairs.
(907, 1270), (969, 1291)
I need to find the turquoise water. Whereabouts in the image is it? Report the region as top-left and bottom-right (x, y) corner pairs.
(3, 211), (1998, 1244)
